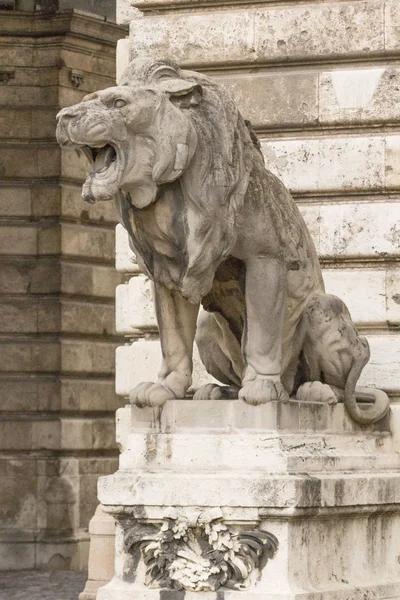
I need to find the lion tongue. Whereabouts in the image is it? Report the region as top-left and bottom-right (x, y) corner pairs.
(94, 145), (115, 173)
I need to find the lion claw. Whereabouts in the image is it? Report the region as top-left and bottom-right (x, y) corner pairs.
(129, 382), (176, 408)
(239, 378), (289, 406)
(296, 381), (338, 405)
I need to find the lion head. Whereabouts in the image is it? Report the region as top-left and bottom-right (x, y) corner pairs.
(57, 58), (257, 302)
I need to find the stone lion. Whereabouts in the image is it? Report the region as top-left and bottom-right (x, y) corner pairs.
(57, 58), (389, 425)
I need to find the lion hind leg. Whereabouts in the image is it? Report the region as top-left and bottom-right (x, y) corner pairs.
(299, 294), (390, 424)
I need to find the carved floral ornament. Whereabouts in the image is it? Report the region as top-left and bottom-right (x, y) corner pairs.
(125, 507), (278, 592)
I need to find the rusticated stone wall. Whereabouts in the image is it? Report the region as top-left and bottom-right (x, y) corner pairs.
(0, 10), (125, 570)
(115, 1), (400, 406)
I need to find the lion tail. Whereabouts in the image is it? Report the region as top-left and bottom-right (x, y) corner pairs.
(344, 336), (390, 425)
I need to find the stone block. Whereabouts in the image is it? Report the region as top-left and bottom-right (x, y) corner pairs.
(0, 187), (31, 217)
(0, 542), (35, 570)
(31, 107), (59, 139)
(217, 71), (318, 129)
(322, 268), (387, 326)
(32, 186), (60, 217)
(0, 341), (60, 373)
(0, 224), (37, 255)
(0, 85), (58, 107)
(115, 275), (157, 334)
(261, 136), (386, 194)
(117, 0), (142, 25)
(61, 418), (93, 451)
(32, 420), (61, 450)
(130, 10), (256, 66)
(61, 145), (90, 181)
(37, 301), (61, 333)
(37, 221), (61, 255)
(61, 262), (123, 298)
(255, 2), (384, 62)
(315, 201), (400, 260)
(116, 37), (130, 82)
(385, 135), (400, 189)
(115, 223), (140, 272)
(385, 0), (400, 51)
(360, 335), (400, 392)
(61, 300), (115, 335)
(60, 377), (123, 412)
(0, 421), (32, 451)
(79, 505), (115, 600)
(61, 184), (118, 224)
(319, 67), (400, 126)
(61, 223), (115, 262)
(0, 459), (37, 530)
(61, 339), (117, 375)
(0, 379), (39, 412)
(92, 419), (118, 451)
(0, 377), (60, 413)
(0, 108), (32, 138)
(387, 269), (400, 325)
(0, 300), (38, 333)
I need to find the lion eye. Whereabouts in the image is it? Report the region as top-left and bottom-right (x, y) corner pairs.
(114, 98), (127, 109)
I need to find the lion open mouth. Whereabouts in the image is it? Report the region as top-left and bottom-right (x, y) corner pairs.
(82, 144), (117, 177)
(81, 143), (123, 203)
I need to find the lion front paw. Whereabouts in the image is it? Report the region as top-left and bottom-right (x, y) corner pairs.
(239, 378), (289, 406)
(296, 381), (338, 405)
(129, 382), (176, 408)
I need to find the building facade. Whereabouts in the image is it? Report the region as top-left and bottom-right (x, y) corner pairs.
(0, 5), (125, 570)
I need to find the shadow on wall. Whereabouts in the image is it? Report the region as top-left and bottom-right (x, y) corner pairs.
(8, 0), (116, 20)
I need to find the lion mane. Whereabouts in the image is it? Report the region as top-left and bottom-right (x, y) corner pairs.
(117, 58), (258, 303)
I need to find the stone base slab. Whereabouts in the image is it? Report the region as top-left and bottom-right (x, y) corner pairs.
(94, 399), (400, 600)
(98, 581), (400, 600)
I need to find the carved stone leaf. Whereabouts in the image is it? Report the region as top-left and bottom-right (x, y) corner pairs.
(125, 512), (278, 592)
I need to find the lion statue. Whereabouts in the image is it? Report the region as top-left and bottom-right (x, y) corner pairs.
(56, 57), (389, 425)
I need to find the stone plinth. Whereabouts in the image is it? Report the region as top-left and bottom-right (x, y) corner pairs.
(96, 400), (400, 599)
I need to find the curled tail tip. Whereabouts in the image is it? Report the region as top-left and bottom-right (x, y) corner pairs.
(345, 387), (390, 425)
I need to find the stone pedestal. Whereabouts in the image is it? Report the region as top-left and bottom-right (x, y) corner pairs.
(95, 400), (400, 600)
(79, 505), (116, 600)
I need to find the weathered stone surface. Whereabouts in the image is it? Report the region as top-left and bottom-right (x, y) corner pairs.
(0, 9), (125, 572)
(116, 276), (157, 333)
(61, 339), (117, 375)
(319, 67), (400, 126)
(311, 202), (400, 260)
(61, 224), (115, 262)
(61, 262), (123, 298)
(256, 2), (384, 62)
(128, 2), (393, 68)
(261, 136), (387, 193)
(115, 223), (139, 273)
(217, 72), (318, 129)
(385, 0), (400, 52)
(61, 378), (122, 412)
(130, 10), (256, 66)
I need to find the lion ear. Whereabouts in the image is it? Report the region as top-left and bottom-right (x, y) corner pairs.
(157, 79), (203, 108)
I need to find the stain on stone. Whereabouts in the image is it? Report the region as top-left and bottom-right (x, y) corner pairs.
(392, 293), (400, 305)
(297, 476), (322, 508)
(160, 590), (185, 600)
(144, 433), (158, 463)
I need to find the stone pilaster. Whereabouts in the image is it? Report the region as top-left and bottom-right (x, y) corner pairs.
(0, 9), (126, 570)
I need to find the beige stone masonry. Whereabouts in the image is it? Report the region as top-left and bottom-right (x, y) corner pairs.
(0, 10), (125, 571)
(128, 2), (400, 68)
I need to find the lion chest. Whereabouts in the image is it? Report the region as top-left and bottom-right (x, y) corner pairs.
(125, 185), (189, 288)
